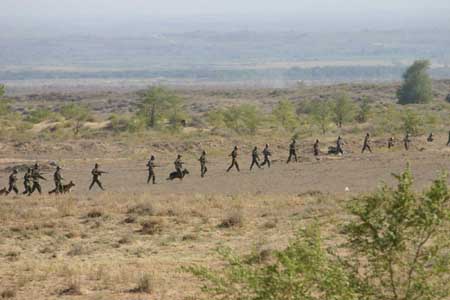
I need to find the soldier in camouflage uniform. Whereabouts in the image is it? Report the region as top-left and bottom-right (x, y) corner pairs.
(227, 146), (240, 172)
(22, 168), (32, 195)
(361, 133), (372, 153)
(388, 137), (395, 149)
(427, 133), (434, 142)
(49, 166), (64, 194)
(313, 139), (320, 157)
(250, 146), (262, 171)
(30, 163), (46, 195)
(146, 155), (156, 184)
(6, 169), (19, 195)
(261, 144), (272, 168)
(336, 136), (344, 155)
(199, 151), (207, 178)
(174, 155), (184, 178)
(89, 163), (106, 191)
(287, 139), (298, 163)
(403, 133), (411, 151)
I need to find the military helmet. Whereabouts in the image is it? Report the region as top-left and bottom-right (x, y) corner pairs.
(150, 155), (155, 160)
(95, 163), (99, 168)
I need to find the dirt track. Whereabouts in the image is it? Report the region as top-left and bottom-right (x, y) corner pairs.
(2, 147), (450, 198)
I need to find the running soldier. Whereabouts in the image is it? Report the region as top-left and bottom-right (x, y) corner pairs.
(388, 137), (395, 149)
(6, 169), (19, 195)
(336, 136), (344, 155)
(287, 139), (298, 163)
(146, 155), (156, 184)
(174, 155), (184, 177)
(361, 133), (372, 153)
(313, 139), (320, 156)
(49, 166), (63, 194)
(30, 163), (46, 195)
(403, 133), (411, 151)
(89, 163), (106, 191)
(23, 168), (32, 195)
(227, 146), (240, 172)
(199, 151), (207, 178)
(427, 133), (434, 142)
(250, 146), (262, 171)
(261, 144), (272, 168)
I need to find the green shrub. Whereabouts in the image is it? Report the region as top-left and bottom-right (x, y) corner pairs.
(397, 60), (433, 104)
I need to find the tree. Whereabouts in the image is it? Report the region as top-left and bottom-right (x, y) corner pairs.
(272, 100), (299, 131)
(397, 60), (433, 104)
(137, 86), (187, 129)
(311, 100), (333, 134)
(0, 84), (11, 116)
(332, 93), (355, 128)
(356, 97), (371, 123)
(187, 167), (450, 300)
(401, 109), (424, 135)
(208, 105), (263, 134)
(60, 103), (91, 135)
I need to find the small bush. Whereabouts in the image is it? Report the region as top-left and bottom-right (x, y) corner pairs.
(218, 211), (243, 228)
(131, 273), (153, 294)
(1, 289), (16, 299)
(127, 202), (155, 216)
(86, 209), (103, 218)
(58, 277), (82, 296)
(140, 218), (163, 235)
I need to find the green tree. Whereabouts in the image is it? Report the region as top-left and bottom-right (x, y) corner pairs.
(187, 168), (450, 300)
(397, 60), (433, 104)
(311, 100), (333, 134)
(332, 93), (355, 128)
(208, 105), (263, 134)
(137, 86), (187, 129)
(356, 97), (371, 123)
(60, 103), (91, 135)
(272, 100), (299, 131)
(401, 109), (424, 135)
(0, 84), (11, 116)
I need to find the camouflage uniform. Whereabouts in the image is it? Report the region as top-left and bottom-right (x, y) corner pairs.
(227, 146), (240, 172)
(30, 164), (46, 195)
(388, 137), (395, 149)
(249, 146), (262, 171)
(89, 163), (105, 191)
(403, 133), (411, 151)
(23, 168), (32, 195)
(49, 167), (64, 194)
(146, 156), (156, 184)
(313, 140), (320, 156)
(336, 136), (344, 155)
(7, 170), (19, 195)
(261, 144), (272, 168)
(199, 151), (207, 178)
(427, 133), (434, 142)
(174, 155), (184, 178)
(361, 133), (372, 153)
(287, 140), (298, 163)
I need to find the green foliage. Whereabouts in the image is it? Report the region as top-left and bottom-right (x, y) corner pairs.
(0, 84), (11, 116)
(401, 109), (424, 135)
(332, 93), (356, 128)
(60, 103), (92, 135)
(107, 114), (144, 133)
(345, 167), (450, 300)
(208, 104), (263, 135)
(188, 168), (450, 300)
(272, 100), (299, 132)
(25, 108), (60, 124)
(310, 100), (333, 134)
(374, 104), (402, 135)
(356, 97), (371, 123)
(446, 94), (450, 104)
(397, 60), (433, 105)
(137, 86), (188, 130)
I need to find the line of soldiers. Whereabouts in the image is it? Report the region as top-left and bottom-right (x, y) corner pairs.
(3, 131), (450, 194)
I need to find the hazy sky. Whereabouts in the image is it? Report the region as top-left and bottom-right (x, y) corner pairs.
(1, 0), (450, 35)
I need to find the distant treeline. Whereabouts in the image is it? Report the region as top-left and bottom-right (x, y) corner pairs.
(3, 66), (450, 82)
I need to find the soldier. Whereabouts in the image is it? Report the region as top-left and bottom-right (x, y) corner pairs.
(22, 168), (32, 195)
(403, 133), (411, 151)
(250, 146), (262, 171)
(427, 133), (434, 142)
(313, 139), (320, 157)
(30, 163), (46, 195)
(89, 163), (106, 191)
(174, 155), (184, 178)
(388, 137), (395, 149)
(227, 146), (240, 172)
(287, 139), (298, 163)
(198, 151), (207, 178)
(361, 133), (372, 153)
(49, 166), (63, 194)
(261, 144), (272, 168)
(6, 169), (19, 195)
(336, 136), (344, 155)
(447, 130), (450, 146)
(146, 155), (156, 184)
